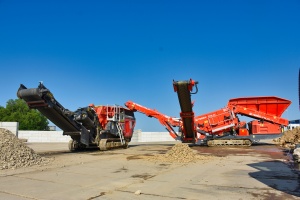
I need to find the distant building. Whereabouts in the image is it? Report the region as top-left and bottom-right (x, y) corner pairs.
(287, 119), (300, 130)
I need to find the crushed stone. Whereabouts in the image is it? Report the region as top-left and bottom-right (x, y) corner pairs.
(0, 128), (50, 170)
(274, 127), (300, 162)
(146, 143), (214, 163)
(274, 127), (300, 149)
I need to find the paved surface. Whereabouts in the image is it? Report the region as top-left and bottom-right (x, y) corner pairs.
(0, 141), (299, 200)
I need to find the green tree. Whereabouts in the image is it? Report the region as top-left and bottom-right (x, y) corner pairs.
(0, 99), (49, 130)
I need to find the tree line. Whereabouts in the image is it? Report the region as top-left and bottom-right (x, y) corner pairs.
(0, 99), (49, 130)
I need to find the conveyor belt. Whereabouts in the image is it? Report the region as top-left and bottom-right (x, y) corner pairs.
(173, 81), (195, 140)
(17, 83), (81, 137)
(17, 82), (136, 151)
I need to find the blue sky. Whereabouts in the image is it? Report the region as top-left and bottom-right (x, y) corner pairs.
(0, 0), (299, 131)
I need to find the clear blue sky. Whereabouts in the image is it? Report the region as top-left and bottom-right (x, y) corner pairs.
(0, 0), (299, 131)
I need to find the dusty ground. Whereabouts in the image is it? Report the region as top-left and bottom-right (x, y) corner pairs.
(0, 127), (213, 170)
(0, 128), (299, 199)
(1, 126), (298, 169)
(0, 139), (299, 200)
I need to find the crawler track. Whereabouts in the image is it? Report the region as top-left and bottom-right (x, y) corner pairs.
(207, 139), (252, 147)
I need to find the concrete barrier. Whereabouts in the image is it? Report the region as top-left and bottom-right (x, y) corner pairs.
(131, 129), (175, 142)
(0, 122), (19, 136)
(18, 130), (175, 143)
(18, 131), (71, 143)
(0, 122), (175, 143)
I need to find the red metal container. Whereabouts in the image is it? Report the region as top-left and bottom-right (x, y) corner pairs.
(228, 96), (291, 117)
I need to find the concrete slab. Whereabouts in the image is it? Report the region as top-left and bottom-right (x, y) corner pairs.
(0, 142), (299, 200)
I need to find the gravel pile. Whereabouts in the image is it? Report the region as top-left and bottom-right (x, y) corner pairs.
(147, 143), (214, 163)
(273, 127), (300, 162)
(274, 127), (300, 149)
(0, 128), (50, 170)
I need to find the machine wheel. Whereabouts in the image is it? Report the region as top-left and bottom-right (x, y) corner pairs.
(207, 139), (253, 147)
(68, 140), (78, 152)
(99, 139), (107, 151)
(68, 140), (86, 152)
(244, 139), (252, 146)
(123, 142), (129, 149)
(207, 140), (214, 147)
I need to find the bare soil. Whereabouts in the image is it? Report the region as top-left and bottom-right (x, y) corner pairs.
(1, 142), (298, 200)
(0, 127), (214, 171)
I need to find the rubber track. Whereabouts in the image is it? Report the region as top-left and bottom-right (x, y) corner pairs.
(175, 81), (194, 139)
(207, 139), (252, 147)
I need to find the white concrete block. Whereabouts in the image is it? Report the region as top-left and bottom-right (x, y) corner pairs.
(0, 122), (17, 126)
(0, 122), (19, 136)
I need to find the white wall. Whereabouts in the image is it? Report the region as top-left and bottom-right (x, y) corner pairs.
(132, 129), (175, 142)
(0, 122), (19, 136)
(18, 130), (174, 143)
(18, 131), (71, 143)
(0, 122), (175, 143)
(287, 124), (300, 130)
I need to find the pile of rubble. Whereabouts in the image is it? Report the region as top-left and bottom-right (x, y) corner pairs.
(0, 128), (50, 170)
(147, 143), (214, 163)
(274, 127), (300, 162)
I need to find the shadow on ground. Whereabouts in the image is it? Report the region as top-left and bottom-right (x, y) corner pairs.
(248, 160), (300, 197)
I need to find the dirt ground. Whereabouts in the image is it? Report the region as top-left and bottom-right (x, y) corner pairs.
(0, 140), (299, 199)
(0, 128), (213, 170)
(1, 127), (299, 170)
(0, 128), (299, 199)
